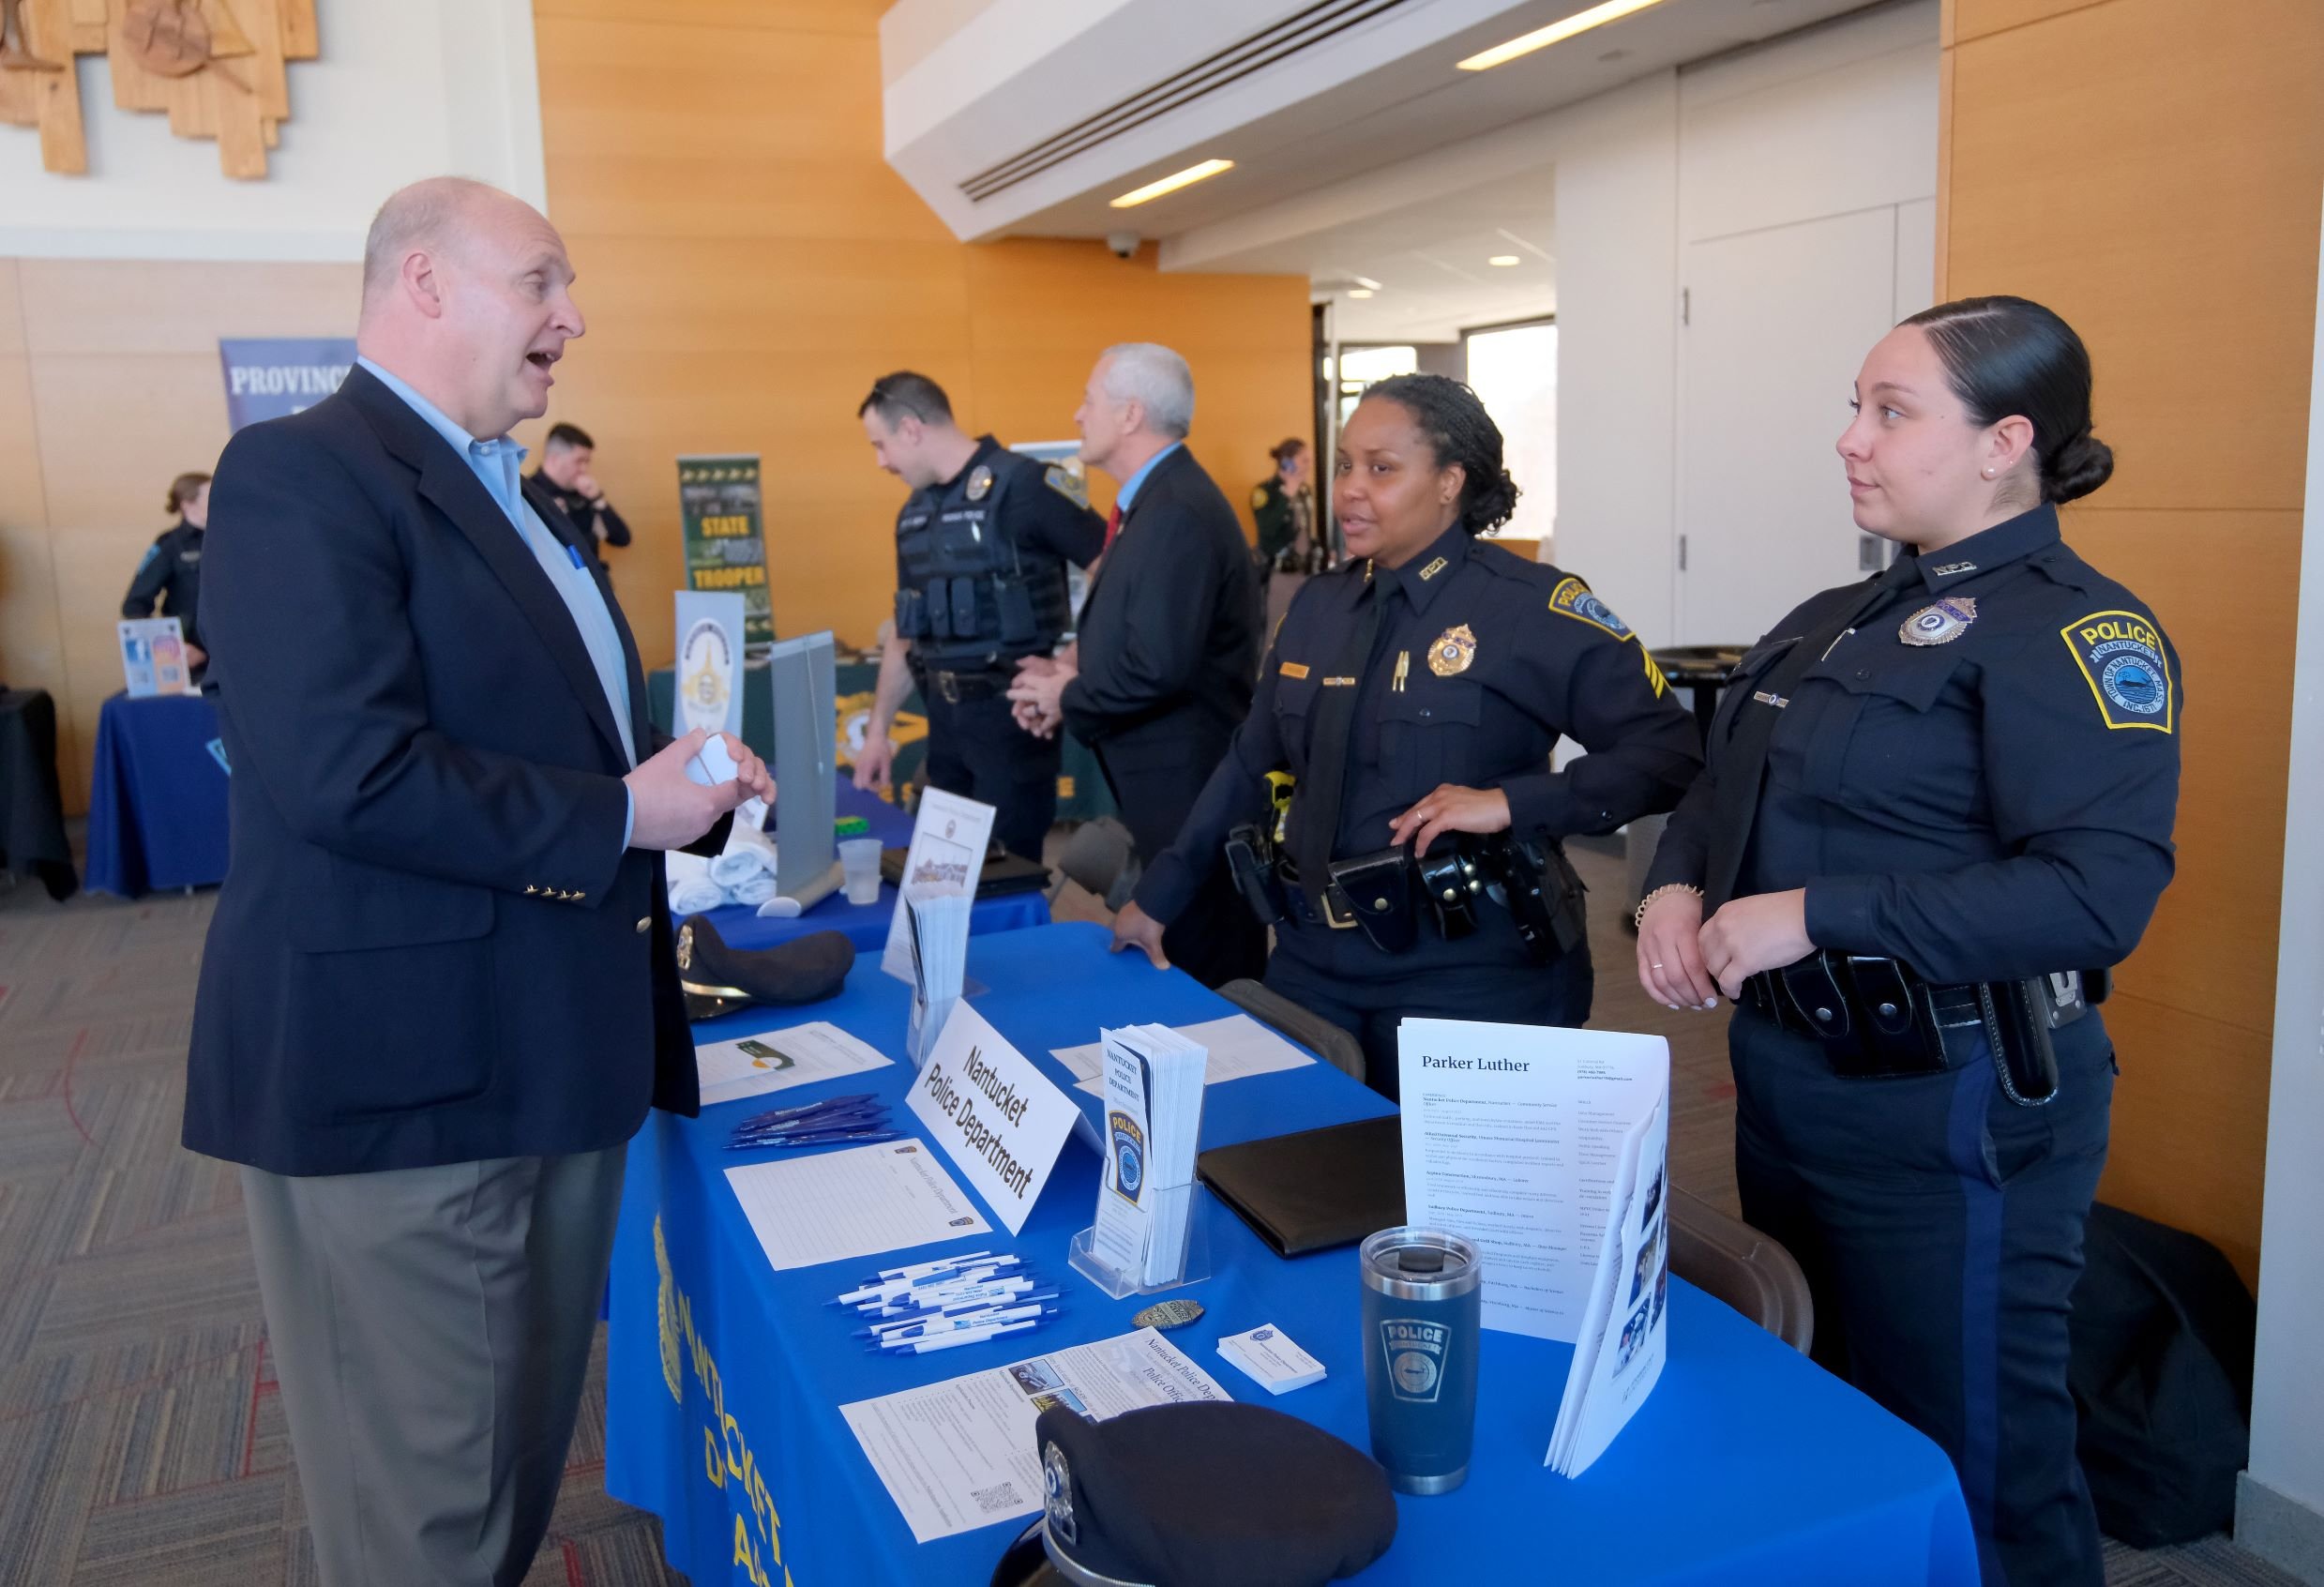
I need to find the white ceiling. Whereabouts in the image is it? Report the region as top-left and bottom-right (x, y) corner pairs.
(1290, 174), (1555, 341)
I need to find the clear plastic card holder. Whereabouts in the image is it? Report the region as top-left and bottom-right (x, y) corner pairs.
(1068, 1182), (1214, 1300)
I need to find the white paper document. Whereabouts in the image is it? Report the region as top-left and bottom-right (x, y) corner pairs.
(1088, 1024), (1208, 1288)
(905, 1003), (1080, 1235)
(840, 1328), (1231, 1543)
(1547, 1096), (1670, 1476)
(724, 1140), (990, 1272)
(1397, 1019), (1670, 1342)
(694, 1020), (892, 1107)
(1052, 1013), (1313, 1097)
(882, 787), (995, 981)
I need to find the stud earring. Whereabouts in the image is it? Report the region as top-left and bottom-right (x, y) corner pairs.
(1982, 467), (1995, 478)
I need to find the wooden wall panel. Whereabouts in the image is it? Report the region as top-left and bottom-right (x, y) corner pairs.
(17, 258), (358, 355)
(1941, 0), (2324, 1281)
(532, 5), (1313, 671)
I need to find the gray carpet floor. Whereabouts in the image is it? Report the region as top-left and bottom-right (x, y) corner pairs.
(0, 833), (2297, 1587)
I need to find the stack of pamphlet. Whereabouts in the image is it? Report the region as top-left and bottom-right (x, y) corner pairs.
(1547, 1093), (1670, 1476)
(1089, 1024), (1207, 1289)
(902, 884), (970, 1068)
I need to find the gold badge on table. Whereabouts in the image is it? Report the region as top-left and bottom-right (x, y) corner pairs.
(965, 465), (993, 502)
(1427, 624), (1477, 677)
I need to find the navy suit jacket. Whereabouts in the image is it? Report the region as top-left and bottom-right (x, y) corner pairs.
(185, 366), (703, 1176)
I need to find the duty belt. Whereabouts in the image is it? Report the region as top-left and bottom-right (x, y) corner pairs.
(921, 667), (1011, 704)
(1741, 950), (2105, 1106)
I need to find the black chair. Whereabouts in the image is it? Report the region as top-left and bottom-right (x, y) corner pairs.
(1215, 977), (1366, 1083)
(1667, 1186), (1815, 1353)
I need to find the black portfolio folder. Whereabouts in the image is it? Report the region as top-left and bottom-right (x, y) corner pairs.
(1196, 1113), (1406, 1258)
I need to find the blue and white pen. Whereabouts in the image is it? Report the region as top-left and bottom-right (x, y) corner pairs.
(834, 1255), (1012, 1307)
(876, 1253), (997, 1281)
(874, 1318), (1047, 1355)
(868, 1278), (1043, 1318)
(868, 1305), (1062, 1343)
(868, 1287), (1057, 1326)
(742, 1092), (881, 1127)
(744, 1128), (904, 1150)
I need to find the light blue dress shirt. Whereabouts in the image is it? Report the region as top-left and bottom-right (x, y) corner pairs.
(1114, 440), (1182, 512)
(357, 357), (638, 846)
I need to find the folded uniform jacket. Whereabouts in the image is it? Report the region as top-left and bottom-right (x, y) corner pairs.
(1196, 1114), (1406, 1257)
(674, 914), (853, 1020)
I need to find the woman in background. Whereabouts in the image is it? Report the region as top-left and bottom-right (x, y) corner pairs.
(123, 471), (213, 674)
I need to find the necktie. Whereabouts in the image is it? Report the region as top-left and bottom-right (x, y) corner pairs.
(1102, 503), (1124, 554)
(1702, 557), (1922, 912)
(1289, 578), (1385, 921)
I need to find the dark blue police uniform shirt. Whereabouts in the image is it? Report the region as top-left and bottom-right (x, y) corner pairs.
(1138, 523), (1701, 940)
(1649, 504), (2182, 986)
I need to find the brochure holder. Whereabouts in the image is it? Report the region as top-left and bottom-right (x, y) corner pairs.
(1068, 1182), (1215, 1300)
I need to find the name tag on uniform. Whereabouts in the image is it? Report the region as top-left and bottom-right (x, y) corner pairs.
(1279, 661), (1310, 679)
(1752, 690), (1788, 709)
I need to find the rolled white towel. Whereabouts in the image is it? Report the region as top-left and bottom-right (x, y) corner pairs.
(671, 878), (729, 915)
(728, 870), (778, 907)
(710, 848), (770, 888)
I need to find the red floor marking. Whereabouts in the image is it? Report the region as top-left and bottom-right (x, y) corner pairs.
(239, 1338), (268, 1478)
(562, 1537), (586, 1587)
(60, 1027), (95, 1149)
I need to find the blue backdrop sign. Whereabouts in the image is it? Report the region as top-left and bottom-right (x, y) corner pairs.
(219, 338), (356, 431)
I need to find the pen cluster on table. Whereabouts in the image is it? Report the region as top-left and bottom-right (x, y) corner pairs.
(726, 1092), (899, 1151)
(833, 1253), (1061, 1355)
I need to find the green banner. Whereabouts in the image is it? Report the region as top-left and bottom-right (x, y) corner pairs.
(676, 454), (774, 646)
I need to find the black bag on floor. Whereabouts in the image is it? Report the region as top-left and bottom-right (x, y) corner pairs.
(2068, 1202), (2256, 1547)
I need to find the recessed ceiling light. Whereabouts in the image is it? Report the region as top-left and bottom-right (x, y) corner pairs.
(1457, 0), (1671, 71)
(1487, 255), (1521, 267)
(1348, 288), (1376, 298)
(1109, 159), (1234, 209)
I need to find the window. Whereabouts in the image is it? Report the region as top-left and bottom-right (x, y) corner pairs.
(1464, 320), (1556, 546)
(1332, 344), (1418, 424)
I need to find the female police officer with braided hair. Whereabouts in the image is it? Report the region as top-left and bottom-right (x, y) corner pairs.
(1638, 296), (2181, 1587)
(1110, 373), (1702, 1095)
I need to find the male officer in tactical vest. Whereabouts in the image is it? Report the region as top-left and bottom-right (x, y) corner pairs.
(854, 371), (1106, 860)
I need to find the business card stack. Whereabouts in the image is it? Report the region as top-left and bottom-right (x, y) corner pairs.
(1089, 1024), (1208, 1289)
(903, 884), (970, 1068)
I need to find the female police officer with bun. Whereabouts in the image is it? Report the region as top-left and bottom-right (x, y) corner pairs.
(1111, 374), (1701, 1094)
(1637, 296), (2180, 1587)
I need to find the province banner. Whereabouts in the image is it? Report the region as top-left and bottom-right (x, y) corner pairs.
(219, 338), (356, 432)
(677, 454), (774, 647)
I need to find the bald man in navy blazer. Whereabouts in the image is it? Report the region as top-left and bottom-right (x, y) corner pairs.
(186, 177), (770, 1587)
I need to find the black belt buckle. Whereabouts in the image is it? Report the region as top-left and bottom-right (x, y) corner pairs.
(934, 671), (961, 704)
(1415, 847), (1484, 939)
(1328, 848), (1418, 954)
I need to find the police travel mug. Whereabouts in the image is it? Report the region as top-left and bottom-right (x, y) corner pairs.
(1359, 1227), (1482, 1495)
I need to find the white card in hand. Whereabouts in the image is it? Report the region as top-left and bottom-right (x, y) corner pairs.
(687, 733), (740, 787)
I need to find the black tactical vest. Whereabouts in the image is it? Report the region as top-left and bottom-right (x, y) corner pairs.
(892, 444), (1073, 670)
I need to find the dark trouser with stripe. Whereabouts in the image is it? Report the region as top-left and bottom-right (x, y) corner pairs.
(1264, 941), (1593, 1100)
(1728, 1006), (2113, 1587)
(920, 687), (1061, 862)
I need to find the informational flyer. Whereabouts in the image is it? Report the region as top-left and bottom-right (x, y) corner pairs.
(118, 618), (189, 697)
(840, 1328), (1230, 1543)
(1396, 1019), (1669, 1343)
(880, 787), (994, 981)
(694, 1020), (891, 1108)
(1548, 1096), (1670, 1476)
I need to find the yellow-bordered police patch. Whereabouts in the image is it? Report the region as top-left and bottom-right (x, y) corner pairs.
(1250, 485), (1270, 511)
(1043, 463), (1089, 508)
(2061, 610), (2173, 733)
(1547, 575), (1634, 641)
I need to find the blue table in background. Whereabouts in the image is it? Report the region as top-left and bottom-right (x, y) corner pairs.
(689, 779), (1050, 953)
(607, 923), (1978, 1587)
(85, 691), (230, 897)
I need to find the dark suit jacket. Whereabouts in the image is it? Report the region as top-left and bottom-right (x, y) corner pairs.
(1062, 445), (1260, 860)
(185, 366), (703, 1176)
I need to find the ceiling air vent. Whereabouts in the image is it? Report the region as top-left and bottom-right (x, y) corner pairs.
(957, 0), (1412, 204)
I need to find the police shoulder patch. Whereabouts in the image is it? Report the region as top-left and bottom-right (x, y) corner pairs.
(1547, 575), (1634, 641)
(2061, 609), (2174, 733)
(1250, 485), (1270, 510)
(1043, 463), (1090, 509)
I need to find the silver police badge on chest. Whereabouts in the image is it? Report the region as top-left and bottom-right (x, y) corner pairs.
(965, 465), (993, 502)
(1898, 597), (1977, 646)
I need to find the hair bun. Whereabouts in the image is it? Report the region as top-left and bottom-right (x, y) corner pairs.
(1464, 469), (1520, 533)
(2044, 431), (2114, 504)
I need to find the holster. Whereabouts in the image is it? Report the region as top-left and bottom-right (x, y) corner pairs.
(1414, 847), (1486, 940)
(1497, 837), (1587, 962)
(1226, 824), (1285, 927)
(1980, 979), (2063, 1107)
(1329, 849), (1419, 955)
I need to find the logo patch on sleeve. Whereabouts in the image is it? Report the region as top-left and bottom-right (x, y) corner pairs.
(1548, 576), (1634, 641)
(1250, 485), (1270, 510)
(2062, 610), (2173, 733)
(1043, 463), (1090, 508)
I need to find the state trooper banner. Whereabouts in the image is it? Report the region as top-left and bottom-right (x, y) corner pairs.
(676, 454), (774, 648)
(218, 337), (355, 432)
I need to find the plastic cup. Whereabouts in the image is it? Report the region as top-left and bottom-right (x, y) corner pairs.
(839, 838), (884, 905)
(1360, 1227), (1483, 1495)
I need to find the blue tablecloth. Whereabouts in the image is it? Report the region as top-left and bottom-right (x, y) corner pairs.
(606, 923), (1978, 1587)
(85, 692), (231, 897)
(690, 780), (1050, 952)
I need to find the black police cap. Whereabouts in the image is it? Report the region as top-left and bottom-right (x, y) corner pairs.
(674, 914), (853, 1020)
(1003, 1401), (1396, 1587)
